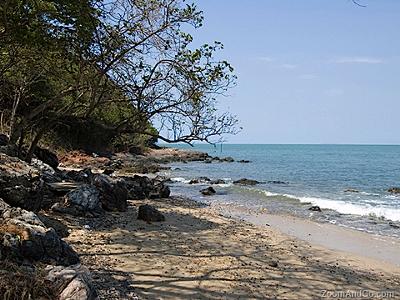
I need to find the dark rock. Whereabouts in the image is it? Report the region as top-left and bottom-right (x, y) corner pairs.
(46, 264), (99, 300)
(267, 180), (288, 185)
(34, 147), (59, 169)
(238, 160), (250, 163)
(0, 133), (9, 146)
(204, 159), (212, 164)
(389, 222), (400, 229)
(233, 178), (260, 185)
(222, 156), (235, 162)
(91, 174), (128, 212)
(189, 177), (211, 184)
(388, 187), (400, 194)
(308, 206), (322, 212)
(344, 189), (359, 193)
(212, 157), (221, 161)
(137, 204), (165, 223)
(66, 168), (93, 183)
(210, 179), (226, 185)
(0, 199), (79, 266)
(200, 186), (216, 196)
(124, 175), (170, 200)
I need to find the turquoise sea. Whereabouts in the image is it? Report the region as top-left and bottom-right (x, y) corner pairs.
(162, 144), (400, 238)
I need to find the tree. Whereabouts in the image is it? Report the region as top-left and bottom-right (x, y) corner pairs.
(0, 0), (238, 161)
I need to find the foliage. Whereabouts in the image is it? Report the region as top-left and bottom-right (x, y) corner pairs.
(0, 0), (238, 159)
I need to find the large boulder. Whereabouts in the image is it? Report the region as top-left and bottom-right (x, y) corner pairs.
(46, 264), (99, 300)
(137, 204), (165, 223)
(0, 199), (79, 265)
(52, 185), (103, 217)
(91, 174), (128, 212)
(34, 147), (59, 169)
(0, 153), (42, 210)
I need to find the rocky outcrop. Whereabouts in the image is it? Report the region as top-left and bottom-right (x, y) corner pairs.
(388, 187), (400, 194)
(200, 187), (216, 196)
(233, 178), (260, 186)
(91, 174), (128, 212)
(0, 198), (79, 266)
(46, 264), (99, 300)
(124, 175), (170, 200)
(267, 180), (288, 185)
(52, 185), (102, 217)
(137, 204), (165, 223)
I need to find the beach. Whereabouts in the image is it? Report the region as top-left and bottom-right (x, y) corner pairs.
(58, 195), (399, 299)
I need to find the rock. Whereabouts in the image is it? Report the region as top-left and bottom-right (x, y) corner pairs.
(46, 264), (98, 300)
(124, 175), (170, 200)
(267, 180), (288, 185)
(0, 133), (9, 146)
(268, 260), (278, 268)
(0, 199), (79, 265)
(52, 185), (103, 216)
(238, 160), (250, 163)
(388, 187), (400, 194)
(34, 147), (59, 169)
(137, 204), (165, 223)
(189, 177), (211, 184)
(233, 178), (260, 185)
(389, 222), (400, 229)
(222, 156), (235, 162)
(0, 153), (44, 210)
(200, 186), (216, 196)
(91, 174), (128, 212)
(344, 188), (359, 193)
(66, 168), (93, 183)
(204, 159), (212, 164)
(210, 179), (226, 185)
(308, 206), (322, 212)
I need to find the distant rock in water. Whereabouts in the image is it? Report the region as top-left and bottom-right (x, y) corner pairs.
(388, 187), (400, 194)
(189, 177), (211, 184)
(308, 206), (322, 212)
(137, 204), (165, 223)
(267, 180), (288, 185)
(200, 187), (216, 196)
(238, 160), (251, 163)
(344, 188), (359, 193)
(210, 179), (226, 185)
(233, 178), (260, 185)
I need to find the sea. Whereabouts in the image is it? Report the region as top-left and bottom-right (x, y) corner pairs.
(160, 144), (400, 238)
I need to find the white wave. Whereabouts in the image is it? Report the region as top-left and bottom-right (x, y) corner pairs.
(170, 177), (190, 183)
(297, 196), (400, 222)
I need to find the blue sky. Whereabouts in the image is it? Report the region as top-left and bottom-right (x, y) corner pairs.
(192, 0), (400, 144)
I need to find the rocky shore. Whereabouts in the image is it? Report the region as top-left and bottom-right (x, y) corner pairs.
(1, 145), (399, 299)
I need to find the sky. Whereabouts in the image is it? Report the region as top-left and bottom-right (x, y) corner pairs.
(191, 0), (400, 144)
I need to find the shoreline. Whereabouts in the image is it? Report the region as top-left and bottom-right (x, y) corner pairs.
(210, 202), (400, 269)
(63, 195), (400, 299)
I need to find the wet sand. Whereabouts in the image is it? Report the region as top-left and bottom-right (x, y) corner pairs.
(61, 196), (400, 299)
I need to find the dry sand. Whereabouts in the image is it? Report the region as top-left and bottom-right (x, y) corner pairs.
(57, 197), (400, 299)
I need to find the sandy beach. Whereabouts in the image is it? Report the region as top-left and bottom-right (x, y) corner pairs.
(53, 196), (400, 299)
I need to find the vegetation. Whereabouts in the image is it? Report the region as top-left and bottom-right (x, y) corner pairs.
(0, 0), (237, 160)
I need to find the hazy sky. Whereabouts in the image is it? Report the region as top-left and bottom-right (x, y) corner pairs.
(193, 0), (400, 144)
